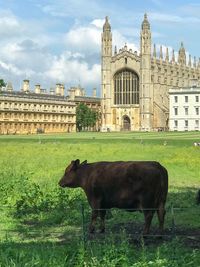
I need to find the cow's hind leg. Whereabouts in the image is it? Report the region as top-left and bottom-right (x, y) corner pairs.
(89, 209), (98, 234)
(143, 210), (155, 236)
(99, 210), (106, 233)
(157, 203), (166, 234)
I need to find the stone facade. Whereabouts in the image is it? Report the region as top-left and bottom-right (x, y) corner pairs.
(169, 87), (200, 131)
(101, 14), (200, 131)
(0, 81), (100, 135)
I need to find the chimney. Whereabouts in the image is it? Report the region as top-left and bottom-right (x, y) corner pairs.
(50, 88), (55, 95)
(60, 84), (65, 96)
(22, 79), (30, 92)
(68, 88), (75, 100)
(35, 84), (41, 94)
(6, 82), (13, 92)
(56, 83), (61, 95)
(93, 88), (97, 97)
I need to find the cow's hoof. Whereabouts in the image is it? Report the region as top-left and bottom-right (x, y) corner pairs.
(89, 227), (95, 234)
(99, 228), (105, 234)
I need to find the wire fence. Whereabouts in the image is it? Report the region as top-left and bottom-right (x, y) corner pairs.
(0, 203), (199, 247)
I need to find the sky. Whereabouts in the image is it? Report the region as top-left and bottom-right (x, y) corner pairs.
(0, 0), (200, 96)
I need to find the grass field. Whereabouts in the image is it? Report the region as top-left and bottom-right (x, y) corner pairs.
(0, 131), (199, 266)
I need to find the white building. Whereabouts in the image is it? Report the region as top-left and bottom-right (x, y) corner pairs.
(169, 87), (200, 131)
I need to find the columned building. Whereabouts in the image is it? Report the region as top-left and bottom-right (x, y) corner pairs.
(101, 14), (200, 131)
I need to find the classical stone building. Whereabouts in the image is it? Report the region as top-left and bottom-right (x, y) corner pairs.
(101, 14), (200, 131)
(169, 86), (200, 131)
(0, 80), (100, 134)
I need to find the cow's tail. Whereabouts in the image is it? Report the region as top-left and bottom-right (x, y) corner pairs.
(159, 165), (168, 206)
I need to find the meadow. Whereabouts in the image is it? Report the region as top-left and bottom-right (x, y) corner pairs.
(0, 131), (199, 266)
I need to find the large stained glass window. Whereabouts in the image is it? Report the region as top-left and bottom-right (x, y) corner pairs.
(114, 69), (139, 105)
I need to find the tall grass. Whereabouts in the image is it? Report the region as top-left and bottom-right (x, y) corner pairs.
(0, 132), (199, 266)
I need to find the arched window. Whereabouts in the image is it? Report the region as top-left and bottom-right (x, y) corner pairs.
(114, 69), (139, 105)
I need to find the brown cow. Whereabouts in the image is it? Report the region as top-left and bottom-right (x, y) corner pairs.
(59, 159), (168, 235)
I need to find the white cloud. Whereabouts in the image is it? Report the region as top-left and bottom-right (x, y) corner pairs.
(0, 9), (24, 37)
(91, 19), (105, 28)
(64, 25), (101, 54)
(45, 52), (101, 88)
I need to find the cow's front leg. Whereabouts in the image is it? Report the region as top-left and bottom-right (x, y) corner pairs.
(99, 210), (106, 233)
(143, 210), (154, 235)
(89, 209), (98, 233)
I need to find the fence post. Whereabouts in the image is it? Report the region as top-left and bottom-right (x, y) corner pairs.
(81, 202), (86, 249)
(171, 204), (175, 239)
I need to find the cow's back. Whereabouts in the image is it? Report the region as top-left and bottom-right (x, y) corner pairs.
(80, 161), (168, 210)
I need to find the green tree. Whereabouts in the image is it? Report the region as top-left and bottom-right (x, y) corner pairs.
(76, 103), (99, 132)
(0, 79), (6, 88)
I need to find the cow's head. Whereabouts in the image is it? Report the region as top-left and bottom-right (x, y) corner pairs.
(58, 159), (87, 188)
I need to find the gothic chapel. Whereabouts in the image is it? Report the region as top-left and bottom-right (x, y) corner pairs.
(101, 14), (200, 131)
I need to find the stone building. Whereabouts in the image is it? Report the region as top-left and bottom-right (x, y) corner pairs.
(101, 14), (200, 131)
(169, 86), (200, 131)
(0, 80), (100, 134)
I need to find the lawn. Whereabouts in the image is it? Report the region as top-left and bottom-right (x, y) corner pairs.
(0, 131), (199, 266)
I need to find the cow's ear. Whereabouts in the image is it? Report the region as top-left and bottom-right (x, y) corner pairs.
(74, 159), (80, 167)
(70, 159), (80, 170)
(81, 160), (87, 165)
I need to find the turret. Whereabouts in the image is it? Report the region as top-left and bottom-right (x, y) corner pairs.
(101, 16), (112, 131)
(140, 13), (152, 131)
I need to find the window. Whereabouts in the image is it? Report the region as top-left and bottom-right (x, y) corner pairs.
(174, 107), (178, 115)
(185, 96), (188, 102)
(185, 120), (188, 127)
(185, 107), (188, 115)
(114, 69), (139, 105)
(174, 120), (178, 127)
(174, 96), (178, 103)
(196, 96), (199, 102)
(195, 107), (199, 115)
(195, 120), (199, 127)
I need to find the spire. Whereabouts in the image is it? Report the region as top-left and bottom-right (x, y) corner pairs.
(153, 44), (156, 58)
(166, 47), (169, 62)
(124, 43), (127, 50)
(103, 16), (111, 32)
(114, 45), (117, 55)
(141, 13), (150, 30)
(198, 58), (200, 68)
(188, 54), (191, 67)
(193, 56), (196, 68)
(160, 45), (163, 59)
(171, 49), (175, 63)
(178, 42), (186, 65)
